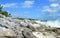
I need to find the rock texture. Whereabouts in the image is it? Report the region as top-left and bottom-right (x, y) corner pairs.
(0, 14), (60, 38)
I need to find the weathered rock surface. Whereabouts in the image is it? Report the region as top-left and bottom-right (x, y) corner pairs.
(22, 28), (36, 38)
(0, 27), (16, 38)
(32, 32), (56, 38)
(0, 14), (60, 38)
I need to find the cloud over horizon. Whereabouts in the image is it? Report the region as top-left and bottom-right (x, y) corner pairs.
(41, 0), (60, 18)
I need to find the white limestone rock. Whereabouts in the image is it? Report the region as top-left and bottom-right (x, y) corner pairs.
(32, 32), (56, 38)
(0, 27), (16, 36)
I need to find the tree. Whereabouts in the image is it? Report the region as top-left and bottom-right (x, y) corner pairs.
(0, 4), (11, 17)
(0, 4), (3, 11)
(2, 11), (9, 17)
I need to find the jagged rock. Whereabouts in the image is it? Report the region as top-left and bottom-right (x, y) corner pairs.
(0, 27), (16, 37)
(0, 14), (60, 38)
(22, 28), (36, 38)
(20, 21), (28, 27)
(0, 14), (5, 18)
(0, 37), (7, 38)
(0, 36), (17, 38)
(27, 23), (41, 31)
(32, 32), (56, 38)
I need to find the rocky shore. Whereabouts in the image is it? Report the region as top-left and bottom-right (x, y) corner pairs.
(0, 14), (60, 38)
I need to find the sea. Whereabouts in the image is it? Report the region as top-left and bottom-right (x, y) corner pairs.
(36, 19), (60, 28)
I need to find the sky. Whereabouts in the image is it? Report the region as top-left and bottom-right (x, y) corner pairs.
(0, 0), (60, 20)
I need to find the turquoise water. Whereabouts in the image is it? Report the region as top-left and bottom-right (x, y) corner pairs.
(46, 20), (60, 27)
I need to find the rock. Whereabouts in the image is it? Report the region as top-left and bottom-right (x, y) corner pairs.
(20, 21), (28, 27)
(27, 24), (36, 31)
(32, 32), (56, 38)
(0, 27), (16, 37)
(28, 23), (41, 31)
(32, 24), (40, 28)
(0, 37), (7, 38)
(4, 29), (16, 36)
(0, 36), (17, 38)
(0, 14), (60, 38)
(0, 14), (5, 18)
(22, 28), (36, 38)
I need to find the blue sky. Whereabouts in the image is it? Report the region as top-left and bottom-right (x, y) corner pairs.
(0, 0), (60, 20)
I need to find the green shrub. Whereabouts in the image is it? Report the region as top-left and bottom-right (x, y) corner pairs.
(0, 4), (11, 17)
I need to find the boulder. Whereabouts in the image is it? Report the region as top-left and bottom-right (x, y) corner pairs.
(0, 27), (16, 37)
(32, 32), (56, 38)
(22, 28), (36, 38)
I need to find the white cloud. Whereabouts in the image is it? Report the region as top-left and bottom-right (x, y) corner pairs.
(21, 1), (34, 8)
(50, 3), (60, 7)
(2, 3), (17, 8)
(43, 3), (60, 13)
(43, 0), (60, 13)
(41, 0), (60, 19)
(1, 1), (35, 8)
